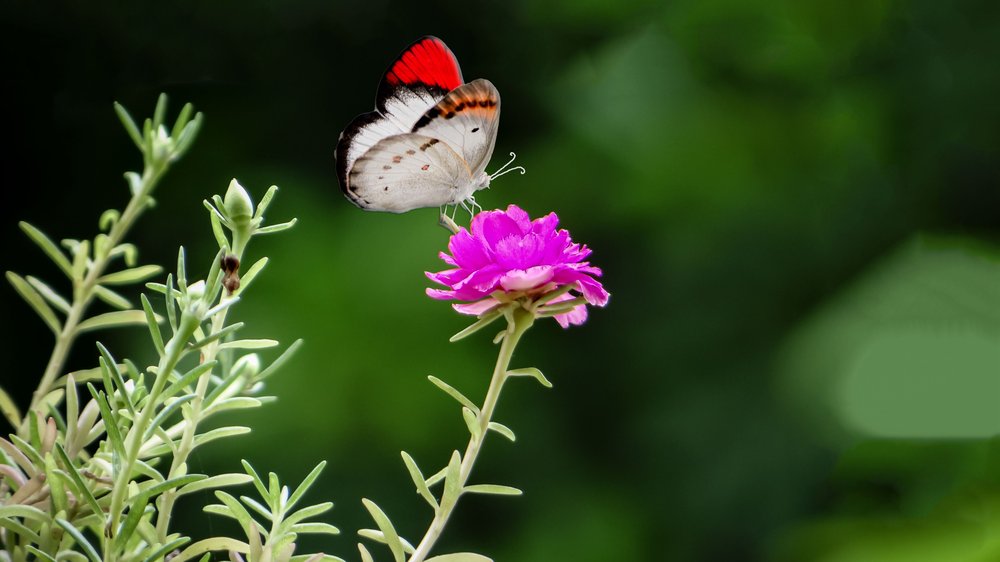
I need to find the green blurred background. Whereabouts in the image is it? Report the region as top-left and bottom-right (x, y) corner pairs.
(3, 0), (1000, 560)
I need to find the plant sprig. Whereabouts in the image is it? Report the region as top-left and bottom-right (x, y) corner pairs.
(6, 94), (202, 437)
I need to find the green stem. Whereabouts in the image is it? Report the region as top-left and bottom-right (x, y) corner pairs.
(23, 165), (165, 436)
(105, 311), (198, 557)
(408, 307), (534, 562)
(155, 257), (244, 540)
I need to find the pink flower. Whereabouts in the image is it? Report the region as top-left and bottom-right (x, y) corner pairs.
(426, 205), (609, 327)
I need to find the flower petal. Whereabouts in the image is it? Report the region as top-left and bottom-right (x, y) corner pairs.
(499, 266), (554, 291)
(453, 297), (500, 316)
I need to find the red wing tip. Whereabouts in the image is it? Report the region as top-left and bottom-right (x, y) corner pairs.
(384, 36), (463, 91)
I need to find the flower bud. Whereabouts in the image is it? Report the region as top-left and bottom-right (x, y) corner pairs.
(232, 353), (261, 379)
(224, 179), (255, 226)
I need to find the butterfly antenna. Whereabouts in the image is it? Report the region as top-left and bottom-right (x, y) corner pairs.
(490, 152), (527, 180)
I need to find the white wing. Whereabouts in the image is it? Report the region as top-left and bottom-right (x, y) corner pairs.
(345, 133), (473, 213)
(410, 79), (500, 176)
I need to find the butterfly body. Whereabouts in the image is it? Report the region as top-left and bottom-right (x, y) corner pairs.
(336, 37), (501, 213)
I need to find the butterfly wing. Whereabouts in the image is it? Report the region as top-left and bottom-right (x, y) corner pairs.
(411, 78), (501, 177)
(337, 36), (466, 201)
(344, 133), (473, 213)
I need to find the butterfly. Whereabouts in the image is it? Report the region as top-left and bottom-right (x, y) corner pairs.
(336, 36), (520, 214)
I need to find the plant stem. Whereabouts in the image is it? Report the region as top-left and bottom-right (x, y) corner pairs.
(155, 258), (244, 541)
(408, 307), (534, 562)
(24, 165), (165, 435)
(106, 311), (198, 554)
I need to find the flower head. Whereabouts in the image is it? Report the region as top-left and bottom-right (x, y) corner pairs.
(426, 205), (609, 327)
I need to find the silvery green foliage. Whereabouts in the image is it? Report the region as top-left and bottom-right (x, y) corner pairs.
(0, 98), (337, 562)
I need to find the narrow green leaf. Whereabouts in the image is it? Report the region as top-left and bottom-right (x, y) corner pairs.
(289, 555), (346, 562)
(255, 338), (303, 382)
(240, 495), (273, 520)
(506, 367), (553, 388)
(488, 422), (516, 442)
(56, 519), (102, 562)
(357, 530), (415, 554)
(7, 271), (61, 334)
(144, 426), (250, 456)
(289, 522), (340, 535)
(97, 342), (134, 413)
(173, 537), (250, 562)
(98, 264), (163, 286)
(143, 394), (195, 441)
(202, 396), (261, 417)
(360, 498), (405, 562)
(281, 501), (333, 527)
(178, 473), (253, 496)
(0, 385), (22, 428)
(114, 101), (144, 149)
(153, 93), (168, 129)
(26, 275), (70, 313)
(8, 434), (44, 471)
(449, 310), (503, 342)
(137, 474), (206, 502)
(19, 222), (72, 276)
(286, 460), (327, 511)
(425, 466), (447, 488)
(427, 376), (479, 414)
(241, 459), (269, 502)
(424, 554), (493, 562)
(212, 491), (256, 539)
(401, 451), (438, 510)
(189, 321), (244, 350)
(141, 294), (165, 355)
(463, 484), (522, 496)
(25, 547), (57, 562)
(254, 219), (298, 235)
(442, 451), (463, 512)
(176, 247), (188, 292)
(71, 239), (90, 281)
(54, 443), (103, 517)
(217, 339), (279, 350)
(254, 185), (280, 220)
(0, 505), (48, 522)
(206, 203), (230, 250)
(65, 373), (79, 446)
(0, 519), (41, 544)
(173, 102), (194, 135)
(462, 407), (482, 440)
(87, 383), (124, 457)
(233, 257), (267, 296)
(115, 499), (152, 551)
(142, 536), (192, 562)
(358, 544), (375, 562)
(94, 284), (132, 309)
(165, 273), (178, 332)
(77, 310), (150, 334)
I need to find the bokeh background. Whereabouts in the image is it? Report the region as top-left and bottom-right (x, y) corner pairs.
(3, 1), (1000, 560)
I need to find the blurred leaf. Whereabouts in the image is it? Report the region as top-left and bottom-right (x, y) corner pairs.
(425, 554), (493, 562)
(506, 367), (553, 388)
(487, 422), (516, 442)
(77, 310), (150, 334)
(463, 484), (522, 496)
(779, 237), (1000, 440)
(0, 385), (21, 428)
(427, 376), (479, 414)
(19, 221), (73, 276)
(401, 451), (438, 509)
(178, 473), (253, 496)
(26, 275), (70, 313)
(7, 271), (61, 334)
(360, 498), (406, 562)
(94, 285), (132, 310)
(218, 339), (279, 350)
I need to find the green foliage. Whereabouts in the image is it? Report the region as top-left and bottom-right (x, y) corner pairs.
(0, 97), (324, 562)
